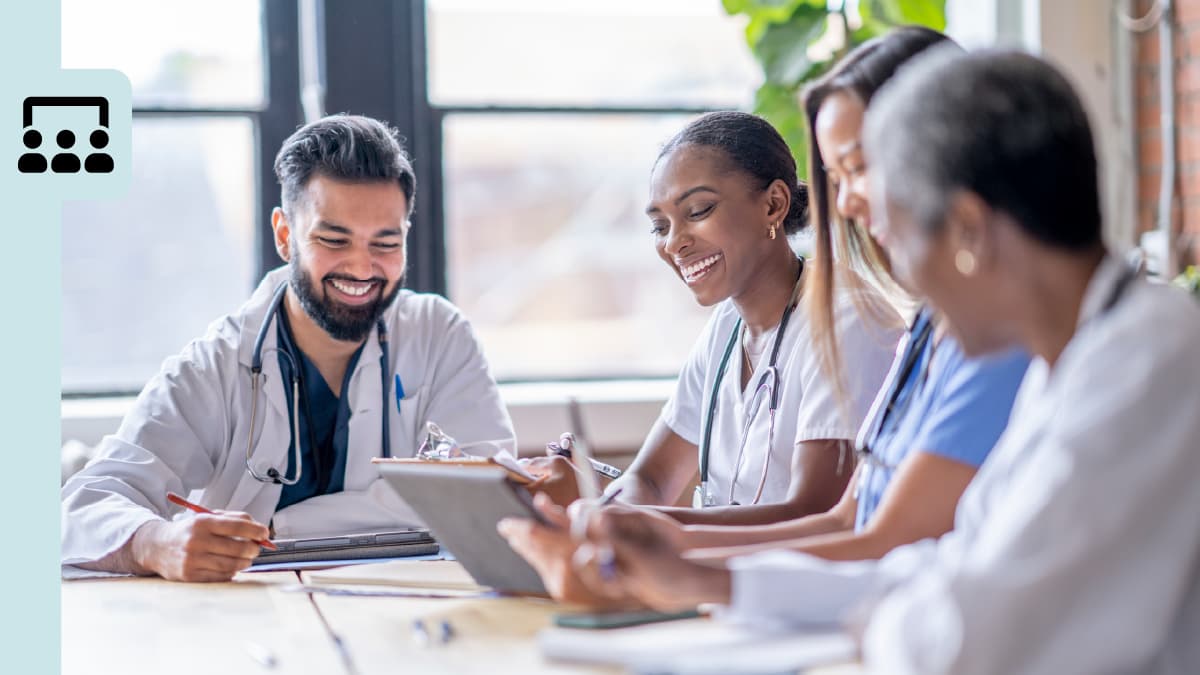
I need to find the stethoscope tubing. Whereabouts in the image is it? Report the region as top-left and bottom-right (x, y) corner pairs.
(244, 281), (392, 485)
(697, 257), (804, 505)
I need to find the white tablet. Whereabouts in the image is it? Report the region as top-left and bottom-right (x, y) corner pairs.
(376, 462), (549, 595)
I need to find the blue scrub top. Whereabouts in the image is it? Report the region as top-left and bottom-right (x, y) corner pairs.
(854, 310), (1031, 531)
(274, 310), (364, 511)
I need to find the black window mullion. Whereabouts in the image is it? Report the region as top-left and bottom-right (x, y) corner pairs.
(257, 0), (304, 282)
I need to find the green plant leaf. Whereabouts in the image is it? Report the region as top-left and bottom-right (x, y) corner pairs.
(727, 0), (947, 180)
(753, 6), (829, 87)
(850, 15), (891, 46)
(722, 0), (752, 14)
(876, 0), (946, 30)
(733, 0), (816, 46)
(754, 81), (818, 177)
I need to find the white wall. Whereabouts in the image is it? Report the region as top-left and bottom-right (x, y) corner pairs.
(946, 0), (1138, 251)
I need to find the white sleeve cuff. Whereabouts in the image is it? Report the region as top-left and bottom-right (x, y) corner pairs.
(718, 550), (879, 629)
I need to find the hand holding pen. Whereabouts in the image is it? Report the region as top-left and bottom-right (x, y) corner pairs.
(571, 504), (721, 613)
(125, 493), (274, 582)
(168, 493), (276, 549)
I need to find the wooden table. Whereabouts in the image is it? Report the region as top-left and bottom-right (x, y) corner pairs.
(62, 568), (615, 675)
(62, 563), (861, 674)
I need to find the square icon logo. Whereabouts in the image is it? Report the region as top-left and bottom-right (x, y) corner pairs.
(10, 69), (131, 199)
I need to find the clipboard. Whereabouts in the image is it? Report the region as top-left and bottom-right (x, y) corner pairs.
(372, 457), (536, 485)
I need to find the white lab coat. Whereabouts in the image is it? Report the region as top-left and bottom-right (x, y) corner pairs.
(61, 267), (515, 566)
(661, 279), (901, 506)
(721, 257), (1200, 674)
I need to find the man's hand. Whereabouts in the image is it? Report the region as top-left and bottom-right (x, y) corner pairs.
(497, 493), (637, 609)
(130, 511), (269, 582)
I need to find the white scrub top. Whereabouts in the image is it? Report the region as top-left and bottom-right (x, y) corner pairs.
(61, 267), (515, 567)
(720, 257), (1200, 674)
(660, 278), (901, 506)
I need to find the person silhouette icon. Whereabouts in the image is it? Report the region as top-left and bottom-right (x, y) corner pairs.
(51, 129), (81, 173)
(18, 128), (47, 173)
(84, 129), (114, 173)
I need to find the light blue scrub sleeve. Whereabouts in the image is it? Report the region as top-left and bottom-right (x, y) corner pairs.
(912, 343), (1031, 467)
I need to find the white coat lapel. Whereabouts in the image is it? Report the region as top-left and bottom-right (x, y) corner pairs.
(227, 285), (293, 513)
(345, 324), (384, 490)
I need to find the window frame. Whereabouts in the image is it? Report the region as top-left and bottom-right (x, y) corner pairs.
(65, 0), (744, 397)
(62, 0), (302, 398)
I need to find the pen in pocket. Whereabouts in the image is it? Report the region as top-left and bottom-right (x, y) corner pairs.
(394, 373), (405, 413)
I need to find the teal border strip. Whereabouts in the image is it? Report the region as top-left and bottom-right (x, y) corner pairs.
(1, 2), (132, 671)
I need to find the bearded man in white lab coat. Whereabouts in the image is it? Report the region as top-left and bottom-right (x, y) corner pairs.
(61, 115), (515, 581)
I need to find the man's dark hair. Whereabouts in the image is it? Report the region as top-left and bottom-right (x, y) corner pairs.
(865, 48), (1103, 251)
(658, 111), (809, 234)
(273, 114), (416, 216)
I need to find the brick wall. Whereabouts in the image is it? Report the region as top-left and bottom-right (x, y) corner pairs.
(1136, 0), (1200, 269)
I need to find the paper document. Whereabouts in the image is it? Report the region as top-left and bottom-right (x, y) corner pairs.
(539, 617), (856, 673)
(303, 559), (486, 591)
(632, 631), (857, 674)
(488, 449), (537, 482)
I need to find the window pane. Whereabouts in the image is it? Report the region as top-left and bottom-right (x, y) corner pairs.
(61, 0), (265, 108)
(444, 113), (713, 380)
(62, 118), (257, 393)
(428, 0), (760, 107)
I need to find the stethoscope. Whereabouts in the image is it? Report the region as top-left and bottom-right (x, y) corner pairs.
(694, 257), (804, 508)
(854, 307), (936, 474)
(244, 281), (392, 485)
(852, 259), (1137, 487)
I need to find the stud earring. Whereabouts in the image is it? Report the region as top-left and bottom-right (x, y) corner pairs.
(955, 249), (977, 276)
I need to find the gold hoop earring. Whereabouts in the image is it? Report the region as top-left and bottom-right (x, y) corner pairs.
(769, 224), (778, 240)
(955, 249), (977, 276)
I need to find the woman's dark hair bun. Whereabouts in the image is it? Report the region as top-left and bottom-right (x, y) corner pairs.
(659, 111), (808, 235)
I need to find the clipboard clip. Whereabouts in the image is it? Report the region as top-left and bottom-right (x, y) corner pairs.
(415, 421), (469, 461)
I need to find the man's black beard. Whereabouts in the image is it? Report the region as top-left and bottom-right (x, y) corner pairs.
(288, 255), (403, 342)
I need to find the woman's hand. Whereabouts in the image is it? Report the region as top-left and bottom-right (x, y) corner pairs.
(497, 493), (638, 609)
(522, 455), (583, 508)
(572, 507), (732, 612)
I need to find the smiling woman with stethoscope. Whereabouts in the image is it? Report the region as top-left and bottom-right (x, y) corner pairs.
(500, 112), (902, 606)
(589, 111), (902, 525)
(498, 111), (901, 609)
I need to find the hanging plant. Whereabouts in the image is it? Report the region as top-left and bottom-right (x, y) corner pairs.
(724, 0), (947, 176)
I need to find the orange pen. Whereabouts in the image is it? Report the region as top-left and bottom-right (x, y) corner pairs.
(166, 492), (277, 550)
